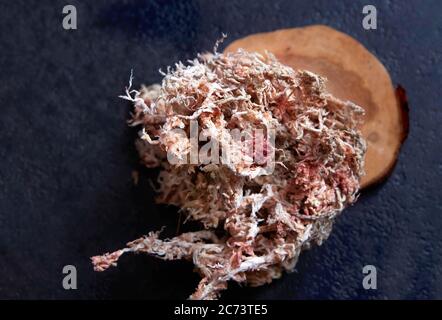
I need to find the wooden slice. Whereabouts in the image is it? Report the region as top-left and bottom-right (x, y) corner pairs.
(224, 25), (409, 188)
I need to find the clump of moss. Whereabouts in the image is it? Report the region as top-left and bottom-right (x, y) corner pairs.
(92, 46), (366, 300)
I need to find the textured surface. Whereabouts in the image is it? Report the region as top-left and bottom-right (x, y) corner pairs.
(0, 0), (441, 299)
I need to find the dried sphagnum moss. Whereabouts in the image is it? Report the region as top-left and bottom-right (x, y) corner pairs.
(92, 46), (366, 300)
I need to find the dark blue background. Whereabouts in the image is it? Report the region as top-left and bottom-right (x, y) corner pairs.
(0, 0), (441, 299)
